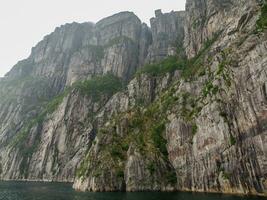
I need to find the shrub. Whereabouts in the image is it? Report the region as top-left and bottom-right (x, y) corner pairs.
(136, 31), (222, 81)
(151, 122), (168, 157)
(230, 134), (236, 146)
(182, 32), (222, 81)
(130, 115), (143, 128)
(201, 79), (220, 99)
(256, 2), (267, 32)
(45, 88), (69, 114)
(166, 171), (177, 184)
(192, 123), (198, 135)
(222, 171), (231, 180)
(110, 145), (124, 160)
(121, 143), (129, 151)
(147, 162), (156, 175)
(116, 170), (124, 178)
(74, 73), (123, 101)
(136, 56), (187, 76)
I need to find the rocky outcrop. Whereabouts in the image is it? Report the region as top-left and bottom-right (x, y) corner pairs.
(1, 90), (94, 181)
(0, 9), (183, 183)
(0, 12), (145, 181)
(0, 0), (267, 196)
(169, 0), (267, 195)
(74, 0), (267, 195)
(73, 72), (181, 192)
(184, 0), (258, 58)
(146, 9), (185, 63)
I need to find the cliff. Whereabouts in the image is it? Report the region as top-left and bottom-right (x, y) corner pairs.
(0, 9), (185, 182)
(0, 0), (267, 196)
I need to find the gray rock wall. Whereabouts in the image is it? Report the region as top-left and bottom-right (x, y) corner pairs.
(0, 9), (184, 183)
(0, 0), (266, 196)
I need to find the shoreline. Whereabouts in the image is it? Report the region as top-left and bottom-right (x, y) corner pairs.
(0, 179), (266, 197)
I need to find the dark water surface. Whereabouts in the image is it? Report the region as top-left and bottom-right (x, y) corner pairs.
(0, 181), (266, 200)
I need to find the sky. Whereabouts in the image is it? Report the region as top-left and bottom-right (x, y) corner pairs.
(0, 0), (186, 77)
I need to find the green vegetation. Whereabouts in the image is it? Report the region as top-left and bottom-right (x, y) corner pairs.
(219, 111), (228, 121)
(222, 171), (231, 180)
(144, 49), (233, 138)
(11, 88), (70, 148)
(76, 101), (175, 184)
(136, 56), (187, 77)
(10, 73), (122, 156)
(45, 89), (70, 114)
(110, 144), (125, 160)
(74, 73), (123, 101)
(136, 31), (222, 81)
(181, 31), (222, 81)
(166, 171), (177, 184)
(76, 130), (127, 181)
(138, 48), (231, 139)
(202, 81), (219, 98)
(229, 134), (236, 146)
(116, 170), (124, 178)
(76, 154), (91, 178)
(147, 162), (156, 175)
(75, 33), (228, 183)
(10, 88), (70, 177)
(151, 122), (168, 157)
(8, 73), (124, 178)
(192, 18), (206, 29)
(256, 2), (267, 32)
(9, 20), (234, 183)
(192, 123), (198, 135)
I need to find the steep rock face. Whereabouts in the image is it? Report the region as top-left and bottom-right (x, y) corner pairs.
(73, 72), (181, 192)
(0, 13), (143, 148)
(166, 0), (267, 195)
(146, 10), (185, 63)
(1, 90), (94, 181)
(184, 0), (258, 58)
(1, 0), (266, 196)
(74, 0), (267, 195)
(0, 9), (184, 182)
(67, 12), (147, 83)
(0, 12), (149, 181)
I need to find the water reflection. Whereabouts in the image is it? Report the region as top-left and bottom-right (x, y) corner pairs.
(0, 181), (265, 200)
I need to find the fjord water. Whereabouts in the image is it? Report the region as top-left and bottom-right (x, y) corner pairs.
(0, 181), (265, 200)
